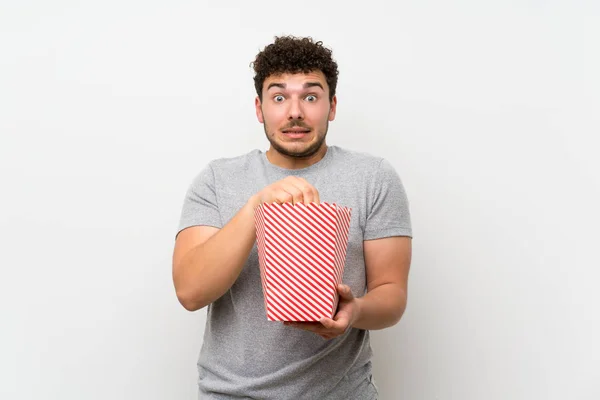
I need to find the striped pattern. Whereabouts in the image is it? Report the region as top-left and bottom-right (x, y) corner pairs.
(254, 202), (352, 321)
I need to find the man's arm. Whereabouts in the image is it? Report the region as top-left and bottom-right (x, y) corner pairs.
(352, 236), (412, 330)
(172, 201), (257, 311)
(285, 160), (413, 338)
(285, 236), (412, 338)
(172, 176), (320, 312)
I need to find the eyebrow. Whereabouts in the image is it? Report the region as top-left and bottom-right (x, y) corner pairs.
(266, 82), (324, 91)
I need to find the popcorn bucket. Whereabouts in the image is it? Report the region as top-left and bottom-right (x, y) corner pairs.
(254, 202), (352, 321)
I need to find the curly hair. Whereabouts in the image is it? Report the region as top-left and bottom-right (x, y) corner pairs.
(251, 35), (339, 102)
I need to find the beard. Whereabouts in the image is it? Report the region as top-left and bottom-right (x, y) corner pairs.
(263, 120), (329, 159)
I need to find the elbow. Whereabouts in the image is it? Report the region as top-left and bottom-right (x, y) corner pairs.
(176, 290), (208, 312)
(390, 309), (404, 326)
(390, 292), (408, 326)
(397, 297), (408, 323)
(173, 269), (210, 311)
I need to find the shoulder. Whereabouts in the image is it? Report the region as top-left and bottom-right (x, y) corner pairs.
(197, 149), (263, 182)
(330, 145), (382, 163)
(187, 149), (262, 187)
(329, 145), (388, 175)
(208, 149), (262, 172)
(329, 146), (406, 199)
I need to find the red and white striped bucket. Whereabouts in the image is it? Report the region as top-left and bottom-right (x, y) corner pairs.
(254, 202), (352, 321)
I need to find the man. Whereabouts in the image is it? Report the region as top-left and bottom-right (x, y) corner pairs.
(173, 35), (412, 399)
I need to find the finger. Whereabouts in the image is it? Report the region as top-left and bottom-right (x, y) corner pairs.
(278, 182), (304, 205)
(319, 318), (347, 336)
(337, 284), (354, 301)
(273, 190), (293, 204)
(319, 318), (335, 329)
(295, 177), (320, 205)
(313, 187), (320, 205)
(285, 177), (313, 206)
(328, 314), (350, 331)
(299, 184), (314, 205)
(271, 186), (298, 205)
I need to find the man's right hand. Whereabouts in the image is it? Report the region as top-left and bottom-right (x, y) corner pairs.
(174, 176), (321, 311)
(249, 176), (320, 208)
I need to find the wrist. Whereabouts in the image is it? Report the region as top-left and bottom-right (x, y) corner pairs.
(351, 297), (365, 328)
(247, 195), (260, 210)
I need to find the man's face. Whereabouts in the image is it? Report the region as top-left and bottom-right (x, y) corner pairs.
(255, 71), (337, 159)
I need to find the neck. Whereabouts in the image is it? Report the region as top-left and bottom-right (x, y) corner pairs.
(266, 144), (328, 170)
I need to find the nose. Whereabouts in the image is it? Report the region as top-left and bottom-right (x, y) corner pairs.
(287, 98), (304, 120)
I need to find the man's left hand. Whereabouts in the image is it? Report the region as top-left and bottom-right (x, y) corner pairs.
(283, 284), (360, 340)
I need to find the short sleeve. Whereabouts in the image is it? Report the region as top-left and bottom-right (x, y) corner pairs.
(176, 164), (222, 238)
(364, 159), (413, 240)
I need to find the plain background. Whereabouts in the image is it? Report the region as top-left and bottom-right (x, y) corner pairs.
(1, 1), (599, 399)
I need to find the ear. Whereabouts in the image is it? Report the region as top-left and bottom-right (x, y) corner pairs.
(328, 95), (337, 121)
(255, 96), (264, 123)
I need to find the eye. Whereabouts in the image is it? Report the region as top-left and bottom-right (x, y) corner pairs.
(273, 95), (285, 102)
(305, 95), (317, 102)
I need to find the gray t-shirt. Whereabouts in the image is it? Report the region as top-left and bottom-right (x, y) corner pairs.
(176, 145), (412, 399)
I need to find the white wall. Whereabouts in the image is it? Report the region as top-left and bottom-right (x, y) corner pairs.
(1, 1), (599, 399)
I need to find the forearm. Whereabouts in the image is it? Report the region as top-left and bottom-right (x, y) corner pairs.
(175, 200), (257, 310)
(352, 283), (407, 330)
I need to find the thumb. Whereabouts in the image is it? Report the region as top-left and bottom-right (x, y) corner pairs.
(337, 284), (354, 301)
